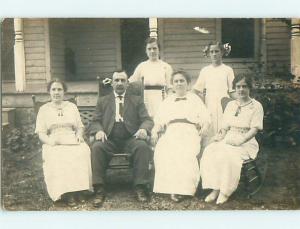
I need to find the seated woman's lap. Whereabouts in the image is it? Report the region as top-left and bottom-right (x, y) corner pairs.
(202, 142), (247, 165)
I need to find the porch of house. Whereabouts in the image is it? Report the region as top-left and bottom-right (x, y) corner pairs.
(2, 18), (153, 127)
(2, 80), (99, 130)
(2, 18), (300, 127)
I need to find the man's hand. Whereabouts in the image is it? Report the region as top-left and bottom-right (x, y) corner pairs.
(95, 131), (107, 142)
(134, 129), (148, 140)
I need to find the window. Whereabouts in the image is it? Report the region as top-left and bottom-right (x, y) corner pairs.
(222, 19), (255, 58)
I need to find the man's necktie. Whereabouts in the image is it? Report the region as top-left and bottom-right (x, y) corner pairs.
(174, 97), (187, 102)
(118, 95), (124, 121)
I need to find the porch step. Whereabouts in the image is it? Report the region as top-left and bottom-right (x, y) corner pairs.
(2, 108), (16, 129)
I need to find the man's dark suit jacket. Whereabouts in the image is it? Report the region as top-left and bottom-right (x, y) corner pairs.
(89, 92), (154, 137)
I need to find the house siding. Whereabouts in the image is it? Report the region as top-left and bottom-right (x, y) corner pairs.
(23, 19), (47, 83)
(158, 18), (216, 81)
(49, 19), (66, 80)
(159, 18), (261, 81)
(62, 19), (120, 80)
(266, 19), (291, 74)
(159, 18), (291, 81)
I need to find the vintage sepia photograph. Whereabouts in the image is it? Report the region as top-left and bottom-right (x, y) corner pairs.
(1, 18), (300, 211)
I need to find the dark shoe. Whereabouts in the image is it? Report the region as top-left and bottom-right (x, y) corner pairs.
(92, 186), (106, 207)
(170, 194), (184, 203)
(66, 194), (77, 207)
(77, 193), (87, 204)
(134, 186), (148, 202)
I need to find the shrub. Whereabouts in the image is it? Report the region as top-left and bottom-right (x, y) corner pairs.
(253, 89), (300, 147)
(4, 124), (40, 153)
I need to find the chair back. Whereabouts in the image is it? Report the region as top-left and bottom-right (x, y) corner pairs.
(32, 95), (77, 116)
(221, 97), (234, 112)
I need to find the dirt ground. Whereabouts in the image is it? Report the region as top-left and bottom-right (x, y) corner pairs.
(1, 144), (300, 211)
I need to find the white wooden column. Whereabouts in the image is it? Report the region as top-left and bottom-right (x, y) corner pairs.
(291, 18), (300, 84)
(44, 19), (51, 83)
(149, 18), (158, 38)
(14, 18), (26, 92)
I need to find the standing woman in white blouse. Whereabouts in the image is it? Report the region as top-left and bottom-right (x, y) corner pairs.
(193, 41), (235, 144)
(129, 37), (173, 117)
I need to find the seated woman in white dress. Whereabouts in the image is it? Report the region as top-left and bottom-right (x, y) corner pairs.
(200, 74), (264, 204)
(129, 37), (173, 117)
(35, 79), (92, 206)
(151, 71), (211, 202)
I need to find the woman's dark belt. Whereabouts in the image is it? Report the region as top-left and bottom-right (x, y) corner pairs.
(168, 118), (196, 126)
(144, 85), (165, 90)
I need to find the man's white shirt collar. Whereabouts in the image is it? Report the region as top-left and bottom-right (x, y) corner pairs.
(114, 91), (126, 99)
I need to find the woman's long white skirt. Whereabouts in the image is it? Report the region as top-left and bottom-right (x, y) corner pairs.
(42, 143), (92, 201)
(200, 140), (250, 196)
(153, 123), (201, 196)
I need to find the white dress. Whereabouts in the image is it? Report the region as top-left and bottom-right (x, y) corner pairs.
(129, 59), (173, 116)
(35, 101), (92, 201)
(200, 99), (264, 196)
(193, 64), (235, 139)
(153, 93), (211, 195)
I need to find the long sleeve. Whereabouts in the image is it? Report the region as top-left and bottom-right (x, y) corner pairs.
(152, 98), (169, 134)
(165, 63), (173, 89)
(193, 69), (206, 93)
(197, 98), (211, 126)
(137, 97), (154, 133)
(35, 106), (47, 134)
(89, 96), (105, 135)
(221, 101), (234, 130)
(71, 103), (84, 129)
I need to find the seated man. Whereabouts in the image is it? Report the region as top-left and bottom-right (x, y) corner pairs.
(89, 70), (154, 207)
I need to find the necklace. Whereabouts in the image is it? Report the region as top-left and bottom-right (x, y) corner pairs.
(235, 99), (252, 116)
(51, 102), (64, 117)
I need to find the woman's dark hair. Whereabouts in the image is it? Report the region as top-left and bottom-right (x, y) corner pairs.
(171, 70), (191, 84)
(47, 79), (68, 92)
(145, 37), (160, 49)
(232, 74), (253, 90)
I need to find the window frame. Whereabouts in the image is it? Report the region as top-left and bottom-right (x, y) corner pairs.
(216, 18), (260, 63)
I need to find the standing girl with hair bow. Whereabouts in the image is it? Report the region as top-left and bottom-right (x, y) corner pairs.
(193, 41), (235, 146)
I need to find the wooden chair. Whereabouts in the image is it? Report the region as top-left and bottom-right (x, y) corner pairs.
(221, 97), (268, 198)
(32, 95), (78, 117)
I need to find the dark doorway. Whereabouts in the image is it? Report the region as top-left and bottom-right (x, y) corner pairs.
(121, 19), (149, 76)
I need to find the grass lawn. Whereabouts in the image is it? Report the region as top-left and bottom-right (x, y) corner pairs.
(1, 143), (300, 211)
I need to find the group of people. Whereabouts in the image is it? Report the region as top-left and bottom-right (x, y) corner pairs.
(35, 37), (264, 207)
